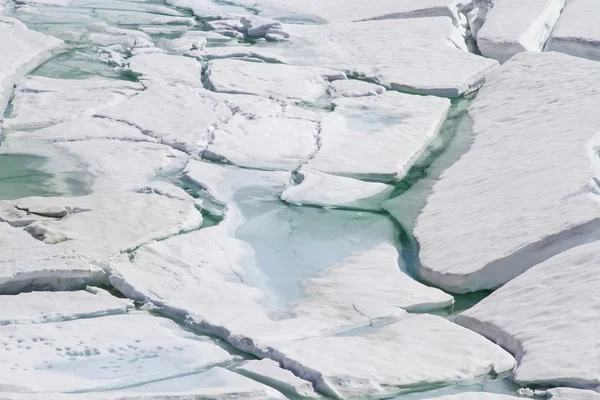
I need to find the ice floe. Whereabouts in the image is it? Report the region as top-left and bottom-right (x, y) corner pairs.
(205, 59), (346, 103)
(259, 18), (497, 97)
(305, 91), (450, 181)
(0, 16), (63, 113)
(280, 169), (394, 211)
(473, 0), (566, 62)
(455, 240), (600, 389)
(545, 0), (600, 62)
(0, 223), (105, 294)
(415, 51), (600, 293)
(424, 395), (518, 400)
(547, 388), (600, 400)
(2, 76), (143, 131)
(127, 53), (202, 87)
(236, 359), (319, 398)
(0, 312), (232, 392)
(0, 290), (128, 325)
(328, 79), (386, 98)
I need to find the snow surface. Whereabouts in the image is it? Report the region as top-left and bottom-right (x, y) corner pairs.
(127, 53), (202, 87)
(0, 290), (128, 325)
(0, 312), (232, 392)
(0, 16), (63, 113)
(259, 17), (498, 97)
(475, 0), (566, 63)
(328, 79), (386, 98)
(205, 59), (346, 103)
(280, 169), (394, 211)
(455, 240), (600, 389)
(0, 223), (106, 294)
(545, 0), (600, 62)
(547, 388), (600, 400)
(424, 395), (518, 400)
(415, 51), (600, 293)
(305, 92), (450, 181)
(236, 359), (319, 398)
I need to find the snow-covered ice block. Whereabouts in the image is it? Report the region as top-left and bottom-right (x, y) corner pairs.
(455, 240), (600, 389)
(475, 0), (566, 63)
(280, 169), (394, 211)
(127, 53), (202, 87)
(423, 395), (519, 400)
(264, 18), (498, 97)
(0, 223), (106, 294)
(96, 85), (232, 154)
(205, 113), (319, 170)
(93, 9), (195, 26)
(545, 0), (600, 62)
(297, 243), (454, 313)
(205, 59), (346, 103)
(2, 76), (143, 131)
(273, 314), (515, 399)
(0, 16), (63, 113)
(237, 359), (319, 398)
(240, 15), (288, 39)
(0, 291), (128, 325)
(157, 31), (210, 55)
(0, 192), (202, 260)
(415, 52), (600, 293)
(305, 92), (450, 181)
(0, 312), (232, 392)
(547, 388), (600, 400)
(328, 79), (385, 98)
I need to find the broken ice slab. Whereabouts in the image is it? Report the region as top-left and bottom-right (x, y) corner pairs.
(415, 52), (600, 293)
(2, 76), (143, 131)
(0, 223), (106, 294)
(127, 53), (202, 87)
(236, 359), (319, 398)
(96, 85), (232, 154)
(0, 290), (128, 325)
(0, 15), (63, 113)
(280, 169), (394, 211)
(0, 312), (232, 392)
(473, 0), (566, 63)
(422, 395), (519, 400)
(305, 91), (450, 181)
(0, 191), (202, 260)
(205, 58), (346, 103)
(455, 240), (600, 389)
(255, 17), (497, 97)
(547, 388), (600, 399)
(328, 79), (386, 98)
(545, 0), (600, 62)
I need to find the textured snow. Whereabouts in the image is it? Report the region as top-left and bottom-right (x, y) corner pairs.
(545, 0), (600, 62)
(328, 79), (386, 98)
(305, 92), (450, 181)
(263, 18), (498, 97)
(2, 76), (143, 131)
(475, 0), (566, 62)
(455, 240), (600, 389)
(0, 291), (128, 325)
(237, 359), (319, 398)
(206, 59), (346, 103)
(0, 312), (232, 392)
(0, 16), (63, 113)
(547, 388), (600, 400)
(0, 223), (106, 294)
(424, 395), (518, 400)
(0, 192), (202, 259)
(415, 51), (600, 293)
(280, 169), (394, 211)
(127, 53), (202, 87)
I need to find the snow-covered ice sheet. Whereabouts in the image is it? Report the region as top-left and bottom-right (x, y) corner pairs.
(2, 76), (143, 131)
(127, 53), (202, 87)
(0, 223), (106, 294)
(545, 0), (600, 62)
(455, 240), (600, 389)
(260, 18), (498, 97)
(96, 85), (232, 154)
(0, 191), (202, 260)
(305, 92), (450, 181)
(474, 0), (566, 62)
(236, 359), (319, 398)
(205, 59), (346, 103)
(423, 395), (519, 400)
(328, 79), (385, 98)
(547, 388), (600, 400)
(415, 51), (600, 293)
(281, 169), (394, 211)
(0, 16), (63, 113)
(0, 312), (232, 392)
(0, 290), (128, 325)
